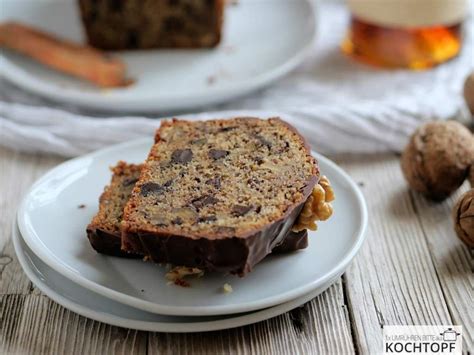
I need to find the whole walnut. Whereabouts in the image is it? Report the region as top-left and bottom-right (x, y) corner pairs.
(452, 189), (474, 248)
(401, 121), (474, 201)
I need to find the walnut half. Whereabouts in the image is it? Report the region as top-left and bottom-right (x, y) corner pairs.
(292, 176), (335, 232)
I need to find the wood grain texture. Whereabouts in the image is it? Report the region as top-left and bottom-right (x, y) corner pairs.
(0, 146), (472, 354)
(0, 294), (147, 355)
(410, 183), (474, 352)
(0, 149), (62, 295)
(148, 280), (355, 355)
(334, 154), (454, 354)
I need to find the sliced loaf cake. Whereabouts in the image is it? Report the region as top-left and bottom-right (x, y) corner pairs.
(121, 117), (319, 275)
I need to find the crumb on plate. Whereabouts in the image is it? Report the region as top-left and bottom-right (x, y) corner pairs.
(222, 283), (233, 293)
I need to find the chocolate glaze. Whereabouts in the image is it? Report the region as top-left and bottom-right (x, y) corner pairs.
(87, 228), (140, 258)
(272, 230), (308, 254)
(122, 200), (309, 275)
(87, 226), (308, 260)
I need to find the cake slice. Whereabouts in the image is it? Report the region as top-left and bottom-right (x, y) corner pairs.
(121, 117), (320, 275)
(87, 161), (142, 257)
(87, 160), (308, 259)
(78, 0), (224, 50)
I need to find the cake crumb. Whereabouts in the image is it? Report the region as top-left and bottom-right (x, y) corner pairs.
(77, 204), (86, 209)
(166, 266), (204, 281)
(222, 283), (233, 293)
(165, 266), (204, 287)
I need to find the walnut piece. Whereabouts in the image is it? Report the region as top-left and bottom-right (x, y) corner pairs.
(452, 189), (474, 248)
(292, 176), (334, 232)
(401, 121), (474, 201)
(165, 266), (204, 284)
(222, 283), (233, 293)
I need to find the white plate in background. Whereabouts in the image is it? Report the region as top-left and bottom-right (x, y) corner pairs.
(17, 137), (367, 316)
(13, 224), (341, 333)
(0, 0), (316, 112)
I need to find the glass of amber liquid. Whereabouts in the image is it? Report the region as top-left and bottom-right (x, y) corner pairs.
(342, 0), (468, 69)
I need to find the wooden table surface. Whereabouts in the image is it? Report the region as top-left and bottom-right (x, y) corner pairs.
(0, 146), (472, 354)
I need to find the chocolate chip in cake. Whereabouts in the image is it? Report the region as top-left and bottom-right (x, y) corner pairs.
(254, 156), (265, 165)
(164, 179), (174, 187)
(198, 215), (217, 223)
(232, 204), (254, 217)
(171, 149), (193, 164)
(206, 177), (221, 189)
(123, 178), (139, 186)
(218, 126), (236, 132)
(140, 182), (164, 197)
(172, 217), (183, 225)
(191, 195), (219, 210)
(209, 149), (229, 160)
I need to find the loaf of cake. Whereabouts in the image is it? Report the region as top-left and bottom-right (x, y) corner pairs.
(121, 117), (320, 275)
(87, 161), (142, 257)
(87, 160), (308, 259)
(78, 0), (224, 50)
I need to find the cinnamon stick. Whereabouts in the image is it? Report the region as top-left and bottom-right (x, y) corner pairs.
(0, 22), (131, 88)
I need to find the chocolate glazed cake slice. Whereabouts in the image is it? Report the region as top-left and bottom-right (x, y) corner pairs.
(86, 160), (308, 258)
(121, 117), (319, 276)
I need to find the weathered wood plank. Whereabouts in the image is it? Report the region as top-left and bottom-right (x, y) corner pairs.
(148, 280), (355, 355)
(0, 148), (63, 295)
(335, 154), (454, 354)
(410, 183), (474, 352)
(0, 294), (147, 355)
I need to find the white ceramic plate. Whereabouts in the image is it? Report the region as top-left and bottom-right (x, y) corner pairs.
(17, 137), (367, 316)
(0, 0), (316, 113)
(13, 224), (340, 333)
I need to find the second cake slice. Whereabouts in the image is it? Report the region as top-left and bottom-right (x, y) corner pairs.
(122, 117), (319, 275)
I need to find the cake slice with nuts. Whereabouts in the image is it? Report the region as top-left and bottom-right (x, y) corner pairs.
(86, 160), (311, 260)
(122, 117), (334, 275)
